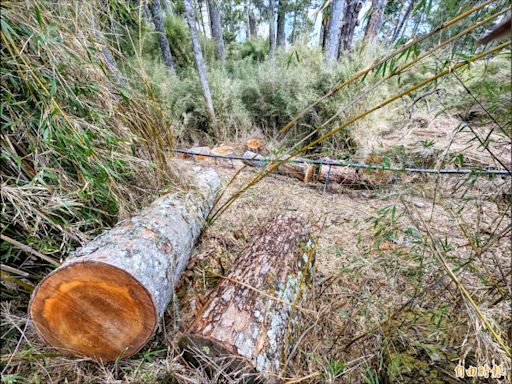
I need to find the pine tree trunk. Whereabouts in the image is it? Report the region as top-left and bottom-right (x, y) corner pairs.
(249, 11), (258, 38)
(290, 8), (298, 44)
(391, 0), (417, 42)
(207, 0), (225, 61)
(268, 0), (276, 59)
(318, 161), (361, 186)
(363, 0), (387, 46)
(197, 0), (207, 35)
(90, 11), (126, 87)
(277, 0), (287, 49)
(29, 167), (220, 362)
(320, 11), (327, 48)
(324, 0), (344, 66)
(180, 215), (314, 379)
(339, 0), (364, 54)
(149, 0), (176, 75)
(184, 0), (216, 125)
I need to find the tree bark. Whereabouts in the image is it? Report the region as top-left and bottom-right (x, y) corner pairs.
(324, 0), (344, 66)
(318, 161), (361, 186)
(162, 0), (173, 15)
(90, 10), (126, 87)
(391, 0), (417, 42)
(277, 0), (287, 49)
(339, 0), (364, 54)
(149, 0), (176, 75)
(29, 167), (220, 362)
(242, 151), (315, 183)
(290, 7), (298, 45)
(184, 0), (217, 125)
(363, 0), (387, 46)
(268, 0), (276, 59)
(197, 0), (208, 35)
(319, 9), (328, 49)
(180, 215), (314, 379)
(248, 10), (258, 38)
(207, 0), (225, 61)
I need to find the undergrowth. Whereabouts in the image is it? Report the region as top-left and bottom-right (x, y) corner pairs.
(0, 0), (177, 295)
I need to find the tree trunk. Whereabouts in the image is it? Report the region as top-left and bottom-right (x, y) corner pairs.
(319, 10), (328, 49)
(242, 151), (315, 183)
(180, 215), (314, 379)
(90, 11), (126, 87)
(318, 161), (361, 187)
(248, 11), (258, 38)
(324, 0), (344, 66)
(207, 0), (225, 61)
(149, 0), (176, 75)
(290, 7), (298, 45)
(184, 0), (217, 125)
(29, 167), (220, 362)
(162, 0), (173, 15)
(391, 0), (417, 42)
(133, 0), (155, 28)
(197, 0), (208, 35)
(277, 0), (287, 49)
(363, 0), (387, 46)
(268, 0), (276, 59)
(339, 0), (364, 54)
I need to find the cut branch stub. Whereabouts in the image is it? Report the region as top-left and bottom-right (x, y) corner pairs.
(179, 215), (314, 380)
(29, 166), (220, 362)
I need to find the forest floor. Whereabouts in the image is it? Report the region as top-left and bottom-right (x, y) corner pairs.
(2, 111), (511, 383)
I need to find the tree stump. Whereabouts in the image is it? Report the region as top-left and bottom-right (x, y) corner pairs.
(179, 215), (314, 381)
(29, 167), (221, 362)
(242, 151), (316, 183)
(245, 138), (263, 153)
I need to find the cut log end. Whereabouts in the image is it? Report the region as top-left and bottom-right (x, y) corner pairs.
(29, 262), (156, 361)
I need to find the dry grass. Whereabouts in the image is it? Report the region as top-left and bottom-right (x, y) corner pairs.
(2, 154), (510, 382)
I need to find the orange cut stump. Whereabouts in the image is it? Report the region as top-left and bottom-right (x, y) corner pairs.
(29, 262), (156, 361)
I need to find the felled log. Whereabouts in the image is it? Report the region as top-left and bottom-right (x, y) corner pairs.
(242, 151), (316, 183)
(318, 160), (360, 186)
(29, 167), (220, 362)
(190, 146), (211, 161)
(180, 215), (314, 381)
(362, 153), (392, 185)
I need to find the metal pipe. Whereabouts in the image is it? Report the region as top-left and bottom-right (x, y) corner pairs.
(174, 149), (511, 176)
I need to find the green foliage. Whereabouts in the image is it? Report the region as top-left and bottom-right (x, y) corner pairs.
(130, 14), (215, 71)
(1, 0), (175, 289)
(444, 56), (511, 125)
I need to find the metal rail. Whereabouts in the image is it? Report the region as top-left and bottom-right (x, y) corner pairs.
(174, 149), (511, 176)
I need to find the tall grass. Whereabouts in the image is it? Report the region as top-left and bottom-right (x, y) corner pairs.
(0, 0), (176, 293)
